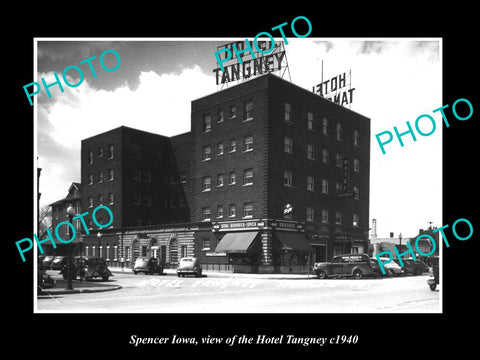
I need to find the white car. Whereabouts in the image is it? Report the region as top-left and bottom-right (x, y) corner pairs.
(378, 257), (404, 276)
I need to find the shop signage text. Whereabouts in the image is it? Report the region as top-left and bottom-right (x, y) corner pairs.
(312, 71), (355, 106)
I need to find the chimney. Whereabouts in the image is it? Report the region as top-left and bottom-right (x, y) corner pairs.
(371, 219), (377, 240)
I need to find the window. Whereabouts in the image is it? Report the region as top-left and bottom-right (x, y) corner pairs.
(170, 197), (179, 207)
(322, 117), (329, 136)
(322, 149), (329, 164)
(243, 135), (253, 152)
(217, 205), (224, 218)
(217, 142), (224, 155)
(353, 186), (360, 200)
(217, 173), (224, 187)
(142, 171), (151, 182)
(307, 112), (314, 130)
(229, 104), (237, 119)
(229, 204), (236, 217)
(229, 139), (236, 152)
(229, 172), (236, 185)
(283, 203), (293, 219)
(88, 197), (93, 208)
(322, 179), (329, 194)
(98, 194), (103, 205)
(243, 202), (253, 218)
(108, 144), (114, 159)
(133, 193), (141, 205)
(218, 108), (225, 123)
(243, 169), (253, 185)
(307, 207), (314, 222)
(307, 176), (315, 191)
(171, 174), (179, 184)
(353, 214), (359, 226)
(88, 151), (93, 164)
(284, 170), (293, 187)
(335, 182), (342, 194)
(98, 147), (103, 157)
(336, 123), (343, 140)
(108, 169), (114, 181)
(202, 207), (211, 221)
(335, 153), (342, 167)
(335, 211), (342, 224)
(202, 176), (211, 191)
(322, 209), (329, 223)
(307, 144), (316, 160)
(244, 100), (253, 121)
(202, 145), (211, 161)
(108, 193), (114, 205)
(202, 238), (211, 251)
(354, 130), (360, 147)
(284, 136), (293, 153)
(180, 172), (186, 183)
(354, 158), (360, 172)
(284, 102), (292, 123)
(88, 173), (93, 185)
(202, 114), (212, 132)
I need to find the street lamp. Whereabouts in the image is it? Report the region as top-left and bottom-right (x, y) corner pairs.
(66, 206), (76, 290)
(97, 231), (102, 257)
(399, 233), (403, 253)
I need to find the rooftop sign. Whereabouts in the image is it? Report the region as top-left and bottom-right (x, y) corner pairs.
(312, 71), (355, 107)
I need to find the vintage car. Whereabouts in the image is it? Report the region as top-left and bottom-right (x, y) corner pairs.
(393, 258), (429, 275)
(41, 255), (56, 270)
(132, 257), (164, 275)
(177, 257), (202, 277)
(50, 256), (68, 270)
(313, 254), (375, 279)
(378, 257), (404, 276)
(61, 256), (113, 281)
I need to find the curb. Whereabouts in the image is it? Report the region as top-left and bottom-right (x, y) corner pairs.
(38, 285), (122, 297)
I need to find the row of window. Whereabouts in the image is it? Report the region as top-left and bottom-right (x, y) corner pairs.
(202, 135), (253, 160)
(88, 170), (114, 185)
(202, 101), (361, 147)
(202, 169), (253, 190)
(201, 203), (360, 225)
(88, 170), (188, 185)
(87, 144), (114, 164)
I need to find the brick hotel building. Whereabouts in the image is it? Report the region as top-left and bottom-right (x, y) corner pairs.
(48, 73), (370, 273)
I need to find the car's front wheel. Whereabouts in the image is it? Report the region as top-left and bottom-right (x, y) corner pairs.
(353, 269), (363, 279)
(316, 270), (327, 279)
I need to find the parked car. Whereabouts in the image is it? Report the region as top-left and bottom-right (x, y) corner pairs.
(133, 257), (164, 275)
(177, 257), (202, 277)
(378, 257), (404, 276)
(313, 254), (376, 279)
(61, 256), (113, 281)
(393, 258), (429, 275)
(42, 255), (56, 269)
(369, 257), (385, 278)
(50, 256), (68, 270)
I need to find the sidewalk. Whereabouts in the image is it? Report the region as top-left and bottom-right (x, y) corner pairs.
(38, 278), (121, 297)
(108, 265), (315, 280)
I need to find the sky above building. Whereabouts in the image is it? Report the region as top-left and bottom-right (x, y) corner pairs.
(36, 38), (442, 238)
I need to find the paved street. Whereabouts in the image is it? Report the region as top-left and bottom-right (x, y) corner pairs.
(36, 270), (440, 313)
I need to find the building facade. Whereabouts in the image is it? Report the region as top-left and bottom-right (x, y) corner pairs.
(47, 73), (370, 273)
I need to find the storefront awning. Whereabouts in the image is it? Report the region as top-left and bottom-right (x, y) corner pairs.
(275, 232), (313, 252)
(215, 231), (259, 254)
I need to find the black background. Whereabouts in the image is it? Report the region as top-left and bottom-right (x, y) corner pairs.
(7, 5), (477, 356)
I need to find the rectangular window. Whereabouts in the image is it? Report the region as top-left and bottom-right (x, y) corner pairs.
(202, 176), (211, 191)
(336, 153), (342, 167)
(108, 144), (114, 159)
(354, 130), (360, 147)
(229, 139), (236, 152)
(108, 169), (114, 181)
(98, 171), (104, 183)
(217, 173), (224, 187)
(353, 186), (360, 200)
(229, 104), (237, 119)
(202, 207), (211, 221)
(108, 193), (114, 205)
(180, 172), (186, 183)
(217, 142), (224, 155)
(353, 214), (359, 226)
(202, 145), (211, 161)
(284, 136), (293, 154)
(98, 194), (103, 205)
(243, 168), (253, 185)
(354, 158), (360, 172)
(307, 111), (314, 130)
(133, 193), (141, 205)
(307, 207), (315, 222)
(229, 204), (236, 217)
(335, 211), (342, 224)
(243, 202), (253, 218)
(88, 197), (93, 208)
(336, 123), (343, 140)
(229, 172), (236, 185)
(143, 195), (152, 206)
(243, 135), (253, 152)
(217, 205), (224, 218)
(322, 179), (329, 194)
(203, 114), (212, 132)
(88, 151), (93, 164)
(322, 149), (329, 164)
(88, 174), (93, 185)
(284, 171), (293, 187)
(284, 102), (292, 123)
(307, 175), (315, 191)
(218, 108), (225, 123)
(322, 209), (329, 223)
(322, 117), (329, 136)
(244, 100), (253, 121)
(307, 144), (316, 160)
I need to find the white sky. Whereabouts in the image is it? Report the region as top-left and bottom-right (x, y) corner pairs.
(35, 38), (442, 238)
